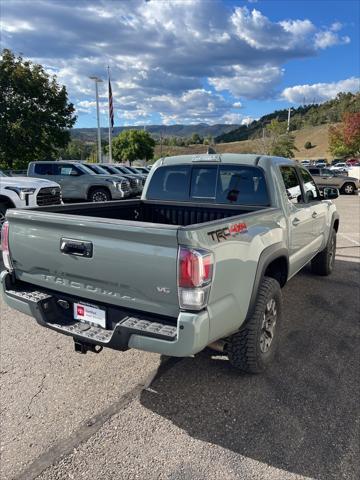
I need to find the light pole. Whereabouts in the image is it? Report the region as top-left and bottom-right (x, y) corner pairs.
(287, 107), (294, 133)
(89, 76), (103, 163)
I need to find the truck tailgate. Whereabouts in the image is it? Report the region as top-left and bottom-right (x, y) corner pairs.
(7, 211), (180, 317)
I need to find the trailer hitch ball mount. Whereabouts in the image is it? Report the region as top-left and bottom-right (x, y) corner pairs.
(74, 340), (103, 354)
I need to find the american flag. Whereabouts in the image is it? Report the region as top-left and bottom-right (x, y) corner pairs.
(108, 78), (114, 131)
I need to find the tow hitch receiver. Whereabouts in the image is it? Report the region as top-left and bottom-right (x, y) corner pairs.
(74, 340), (103, 354)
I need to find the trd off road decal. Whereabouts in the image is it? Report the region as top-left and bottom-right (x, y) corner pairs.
(208, 222), (248, 242)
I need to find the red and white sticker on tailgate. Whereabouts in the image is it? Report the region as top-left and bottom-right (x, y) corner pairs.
(74, 302), (106, 328)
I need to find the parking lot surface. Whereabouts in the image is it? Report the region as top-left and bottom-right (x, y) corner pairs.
(0, 195), (359, 480)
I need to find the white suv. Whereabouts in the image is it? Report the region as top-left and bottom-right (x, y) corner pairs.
(0, 170), (61, 227)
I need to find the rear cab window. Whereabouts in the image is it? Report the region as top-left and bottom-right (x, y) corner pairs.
(146, 164), (269, 205)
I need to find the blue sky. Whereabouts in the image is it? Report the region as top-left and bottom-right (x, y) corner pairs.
(1, 0), (359, 128)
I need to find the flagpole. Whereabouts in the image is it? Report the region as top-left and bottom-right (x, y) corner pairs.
(107, 66), (113, 164)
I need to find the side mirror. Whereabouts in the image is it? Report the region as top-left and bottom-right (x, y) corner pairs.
(323, 187), (339, 199)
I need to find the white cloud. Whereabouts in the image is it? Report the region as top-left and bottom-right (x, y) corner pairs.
(1, 19), (34, 33)
(241, 117), (254, 126)
(281, 77), (360, 103)
(1, 0), (354, 124)
(209, 64), (283, 99)
(315, 30), (350, 49)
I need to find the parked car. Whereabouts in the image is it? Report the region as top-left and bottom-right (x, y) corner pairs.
(307, 167), (359, 194)
(117, 165), (147, 186)
(329, 162), (349, 174)
(2, 154), (339, 374)
(95, 164), (143, 196)
(27, 161), (131, 202)
(346, 158), (360, 167)
(126, 166), (150, 179)
(82, 163), (133, 196)
(133, 166), (150, 175)
(0, 169), (61, 228)
(314, 160), (327, 168)
(300, 160), (311, 166)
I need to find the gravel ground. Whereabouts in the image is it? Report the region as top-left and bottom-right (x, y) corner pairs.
(0, 195), (359, 480)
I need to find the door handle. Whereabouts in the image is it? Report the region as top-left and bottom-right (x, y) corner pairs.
(312, 211), (318, 218)
(60, 238), (93, 257)
(292, 218), (301, 226)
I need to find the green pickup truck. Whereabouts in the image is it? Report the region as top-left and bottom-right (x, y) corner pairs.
(1, 154), (339, 373)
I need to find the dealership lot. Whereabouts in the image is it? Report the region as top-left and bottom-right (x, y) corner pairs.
(0, 195), (359, 480)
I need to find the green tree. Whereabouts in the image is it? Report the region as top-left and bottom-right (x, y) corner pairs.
(0, 49), (76, 169)
(111, 129), (155, 164)
(271, 135), (298, 158)
(256, 119), (298, 157)
(57, 139), (92, 160)
(191, 133), (203, 144)
(203, 135), (214, 145)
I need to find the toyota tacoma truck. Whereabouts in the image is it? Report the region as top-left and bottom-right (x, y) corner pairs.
(1, 154), (339, 373)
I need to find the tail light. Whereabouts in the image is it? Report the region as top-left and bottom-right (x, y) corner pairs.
(1, 221), (13, 271)
(178, 246), (213, 310)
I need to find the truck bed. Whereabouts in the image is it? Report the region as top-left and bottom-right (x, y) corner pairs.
(5, 199), (273, 319)
(30, 199), (267, 227)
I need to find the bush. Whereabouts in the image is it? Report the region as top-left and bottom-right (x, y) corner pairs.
(304, 141), (312, 149)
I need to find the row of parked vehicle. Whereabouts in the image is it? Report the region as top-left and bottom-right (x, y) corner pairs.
(300, 158), (360, 174)
(27, 161), (152, 202)
(0, 162), (152, 227)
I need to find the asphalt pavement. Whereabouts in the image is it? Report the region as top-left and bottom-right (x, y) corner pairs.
(0, 195), (359, 480)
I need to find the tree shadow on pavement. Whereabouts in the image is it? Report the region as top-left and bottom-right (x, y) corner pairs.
(141, 259), (360, 480)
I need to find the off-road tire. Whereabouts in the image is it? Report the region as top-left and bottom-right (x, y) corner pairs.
(341, 182), (355, 195)
(226, 277), (282, 373)
(311, 228), (336, 276)
(88, 187), (111, 202)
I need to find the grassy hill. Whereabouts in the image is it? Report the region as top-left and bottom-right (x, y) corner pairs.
(154, 124), (334, 161)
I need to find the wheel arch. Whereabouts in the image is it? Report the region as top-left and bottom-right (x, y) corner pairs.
(86, 185), (112, 199)
(0, 195), (16, 209)
(245, 244), (288, 321)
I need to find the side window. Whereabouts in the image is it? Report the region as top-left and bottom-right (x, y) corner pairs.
(34, 163), (54, 175)
(58, 165), (81, 176)
(190, 167), (217, 199)
(308, 168), (320, 176)
(280, 166), (303, 204)
(299, 168), (320, 202)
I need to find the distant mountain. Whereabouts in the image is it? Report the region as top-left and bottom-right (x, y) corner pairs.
(71, 123), (239, 142)
(216, 92), (360, 143)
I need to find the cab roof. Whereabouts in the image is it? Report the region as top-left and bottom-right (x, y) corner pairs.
(159, 153), (295, 167)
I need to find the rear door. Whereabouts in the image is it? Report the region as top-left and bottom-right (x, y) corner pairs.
(52, 164), (84, 199)
(279, 166), (316, 275)
(298, 167), (328, 249)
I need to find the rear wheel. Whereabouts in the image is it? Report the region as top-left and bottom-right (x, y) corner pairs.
(311, 228), (336, 276)
(88, 188), (111, 202)
(341, 182), (355, 195)
(226, 277), (282, 373)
